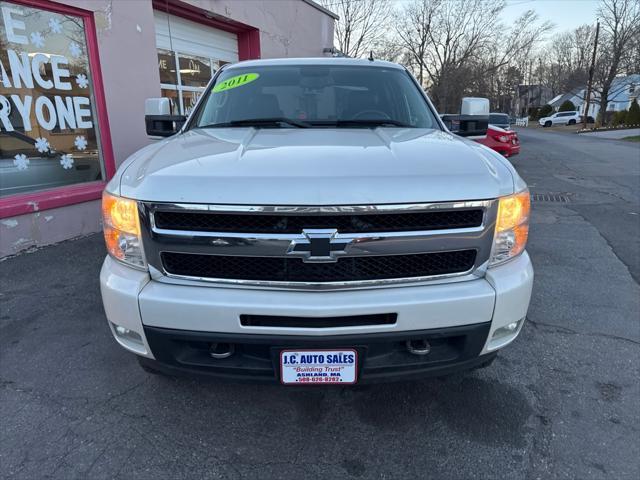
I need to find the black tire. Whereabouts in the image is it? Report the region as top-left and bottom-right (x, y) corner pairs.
(568, 119), (576, 125)
(544, 121), (552, 127)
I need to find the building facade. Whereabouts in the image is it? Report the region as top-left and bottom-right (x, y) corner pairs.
(512, 84), (554, 117)
(542, 74), (639, 121)
(0, 0), (336, 256)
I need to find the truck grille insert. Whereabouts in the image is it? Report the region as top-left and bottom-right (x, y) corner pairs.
(161, 250), (477, 283)
(153, 209), (484, 233)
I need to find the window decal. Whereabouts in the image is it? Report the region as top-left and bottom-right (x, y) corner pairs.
(212, 73), (259, 93)
(0, 2), (104, 197)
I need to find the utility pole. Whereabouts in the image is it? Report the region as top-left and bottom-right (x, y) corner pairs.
(526, 59), (533, 117)
(583, 20), (600, 130)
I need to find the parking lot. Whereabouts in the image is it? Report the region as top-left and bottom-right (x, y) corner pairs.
(1, 128), (639, 479)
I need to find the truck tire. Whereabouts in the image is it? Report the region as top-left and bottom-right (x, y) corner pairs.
(544, 121), (551, 127)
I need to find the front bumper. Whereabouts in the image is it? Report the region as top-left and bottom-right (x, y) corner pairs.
(100, 252), (533, 382)
(506, 144), (520, 156)
(140, 325), (497, 383)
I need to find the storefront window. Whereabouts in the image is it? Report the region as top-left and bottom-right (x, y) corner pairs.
(182, 90), (203, 115)
(0, 1), (104, 198)
(158, 49), (220, 115)
(178, 53), (211, 88)
(157, 48), (177, 85)
(160, 88), (179, 117)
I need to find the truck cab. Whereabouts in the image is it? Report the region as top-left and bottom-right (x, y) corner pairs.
(100, 58), (533, 384)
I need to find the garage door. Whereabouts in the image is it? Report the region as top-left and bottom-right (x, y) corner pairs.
(154, 11), (239, 115)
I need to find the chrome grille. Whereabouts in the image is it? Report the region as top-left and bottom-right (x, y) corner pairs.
(139, 201), (497, 289)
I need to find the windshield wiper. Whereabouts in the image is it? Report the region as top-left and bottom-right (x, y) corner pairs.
(311, 119), (411, 128)
(199, 118), (310, 129)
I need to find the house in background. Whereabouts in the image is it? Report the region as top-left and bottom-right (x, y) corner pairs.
(543, 74), (640, 120)
(548, 88), (584, 111)
(513, 84), (554, 117)
(603, 74), (640, 113)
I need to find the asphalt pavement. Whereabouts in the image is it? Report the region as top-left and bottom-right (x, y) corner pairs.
(1, 127), (639, 479)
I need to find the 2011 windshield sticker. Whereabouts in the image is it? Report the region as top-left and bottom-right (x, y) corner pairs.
(212, 73), (259, 93)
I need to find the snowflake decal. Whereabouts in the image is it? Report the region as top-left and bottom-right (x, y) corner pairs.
(30, 31), (45, 48)
(34, 137), (50, 153)
(69, 41), (82, 58)
(60, 154), (74, 170)
(75, 74), (89, 89)
(13, 154), (29, 171)
(74, 136), (88, 151)
(48, 18), (62, 34)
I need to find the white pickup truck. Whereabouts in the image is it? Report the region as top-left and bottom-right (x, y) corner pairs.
(100, 58), (533, 384)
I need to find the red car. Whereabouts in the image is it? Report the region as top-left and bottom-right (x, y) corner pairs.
(475, 125), (520, 157)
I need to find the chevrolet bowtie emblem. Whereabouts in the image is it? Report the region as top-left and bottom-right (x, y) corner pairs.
(287, 229), (352, 263)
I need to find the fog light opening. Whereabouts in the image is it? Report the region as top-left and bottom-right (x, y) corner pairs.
(111, 323), (144, 346)
(491, 319), (524, 342)
(209, 343), (234, 359)
(406, 339), (431, 356)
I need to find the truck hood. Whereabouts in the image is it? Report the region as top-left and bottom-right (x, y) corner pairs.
(118, 128), (516, 204)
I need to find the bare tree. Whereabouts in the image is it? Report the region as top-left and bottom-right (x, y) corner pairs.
(621, 32), (640, 74)
(393, 0), (551, 112)
(594, 0), (640, 123)
(320, 0), (391, 58)
(394, 0), (440, 86)
(546, 25), (596, 93)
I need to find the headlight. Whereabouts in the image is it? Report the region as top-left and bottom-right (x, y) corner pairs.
(489, 189), (530, 266)
(102, 192), (146, 269)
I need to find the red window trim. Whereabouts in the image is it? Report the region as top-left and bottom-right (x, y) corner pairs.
(152, 0), (261, 61)
(0, 0), (115, 219)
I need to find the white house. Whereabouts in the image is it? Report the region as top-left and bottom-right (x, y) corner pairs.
(546, 74), (640, 119)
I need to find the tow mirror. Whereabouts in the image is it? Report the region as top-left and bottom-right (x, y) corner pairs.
(456, 97), (489, 137)
(145, 98), (186, 137)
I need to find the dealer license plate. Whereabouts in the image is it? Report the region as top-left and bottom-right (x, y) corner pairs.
(280, 349), (358, 385)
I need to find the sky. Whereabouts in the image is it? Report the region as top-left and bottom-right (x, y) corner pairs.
(503, 0), (600, 32)
(387, 0), (601, 34)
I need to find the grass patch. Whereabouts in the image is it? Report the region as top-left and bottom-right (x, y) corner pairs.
(621, 135), (640, 142)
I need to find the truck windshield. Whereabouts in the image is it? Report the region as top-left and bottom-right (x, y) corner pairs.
(191, 65), (439, 129)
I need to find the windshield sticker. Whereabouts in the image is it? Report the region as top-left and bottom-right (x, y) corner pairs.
(212, 73), (260, 93)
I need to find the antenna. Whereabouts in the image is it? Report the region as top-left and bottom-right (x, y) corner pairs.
(165, 0), (174, 53)
(368, 51), (374, 62)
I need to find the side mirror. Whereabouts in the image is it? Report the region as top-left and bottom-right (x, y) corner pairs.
(456, 97), (489, 137)
(144, 98), (187, 137)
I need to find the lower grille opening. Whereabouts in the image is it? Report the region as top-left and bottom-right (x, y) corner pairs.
(161, 250), (477, 283)
(240, 313), (397, 328)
